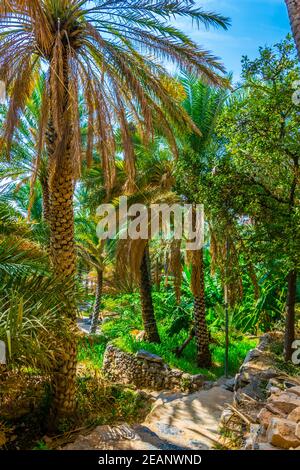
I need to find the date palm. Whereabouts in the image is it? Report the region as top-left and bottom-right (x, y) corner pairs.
(179, 74), (228, 367)
(0, 75), (50, 223)
(0, 0), (229, 420)
(285, 0), (300, 59)
(76, 212), (106, 334)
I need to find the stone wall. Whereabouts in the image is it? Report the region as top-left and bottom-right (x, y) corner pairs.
(102, 343), (206, 392)
(221, 332), (300, 450)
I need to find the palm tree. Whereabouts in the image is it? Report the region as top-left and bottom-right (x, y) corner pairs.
(285, 0), (300, 59)
(139, 243), (161, 343)
(76, 213), (106, 334)
(117, 130), (182, 343)
(0, 75), (50, 223)
(178, 75), (228, 367)
(0, 1), (229, 420)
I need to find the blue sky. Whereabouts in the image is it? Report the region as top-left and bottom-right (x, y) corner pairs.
(177, 0), (291, 82)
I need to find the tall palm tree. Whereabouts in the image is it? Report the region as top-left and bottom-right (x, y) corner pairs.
(76, 212), (106, 334)
(0, 75), (50, 223)
(0, 1), (229, 420)
(117, 130), (181, 343)
(179, 75), (228, 367)
(285, 0), (300, 59)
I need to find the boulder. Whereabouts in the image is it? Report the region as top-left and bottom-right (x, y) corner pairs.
(268, 392), (300, 415)
(242, 348), (262, 364)
(258, 408), (277, 429)
(217, 376), (235, 392)
(296, 423), (300, 440)
(191, 374), (206, 383)
(266, 418), (300, 449)
(265, 403), (286, 418)
(288, 386), (300, 398)
(243, 424), (264, 450)
(288, 407), (300, 423)
(220, 408), (234, 425)
(257, 333), (273, 351)
(136, 350), (163, 364)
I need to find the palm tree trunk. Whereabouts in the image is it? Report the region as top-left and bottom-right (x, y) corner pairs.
(90, 269), (103, 334)
(41, 176), (50, 222)
(46, 112), (77, 423)
(139, 245), (160, 343)
(285, 0), (300, 59)
(192, 249), (212, 368)
(48, 146), (77, 420)
(284, 270), (297, 361)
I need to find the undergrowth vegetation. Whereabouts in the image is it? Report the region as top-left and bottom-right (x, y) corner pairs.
(78, 288), (258, 379)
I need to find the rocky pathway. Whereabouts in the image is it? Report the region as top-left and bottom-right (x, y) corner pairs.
(64, 386), (233, 450)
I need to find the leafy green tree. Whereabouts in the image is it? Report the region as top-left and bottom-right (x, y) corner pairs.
(217, 37), (300, 361)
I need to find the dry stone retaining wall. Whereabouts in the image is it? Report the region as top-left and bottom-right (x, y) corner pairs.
(102, 343), (206, 392)
(221, 332), (300, 450)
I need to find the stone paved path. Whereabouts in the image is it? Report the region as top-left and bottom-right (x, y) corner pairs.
(63, 386), (233, 450)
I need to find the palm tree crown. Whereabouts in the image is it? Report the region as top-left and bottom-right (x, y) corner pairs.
(0, 1), (229, 192)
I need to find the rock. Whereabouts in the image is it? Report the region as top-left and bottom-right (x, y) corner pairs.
(243, 348), (262, 364)
(258, 408), (277, 429)
(266, 418), (300, 449)
(136, 350), (163, 364)
(257, 333), (273, 351)
(296, 423), (300, 439)
(265, 403), (286, 418)
(235, 378), (268, 403)
(243, 424), (264, 449)
(217, 376), (235, 392)
(288, 407), (300, 423)
(288, 386), (300, 398)
(191, 374), (206, 384)
(266, 379), (282, 396)
(220, 408), (234, 425)
(268, 386), (281, 396)
(268, 392), (300, 415)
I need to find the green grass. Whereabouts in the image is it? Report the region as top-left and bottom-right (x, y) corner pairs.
(77, 335), (107, 368)
(113, 333), (256, 379)
(78, 291), (257, 380)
